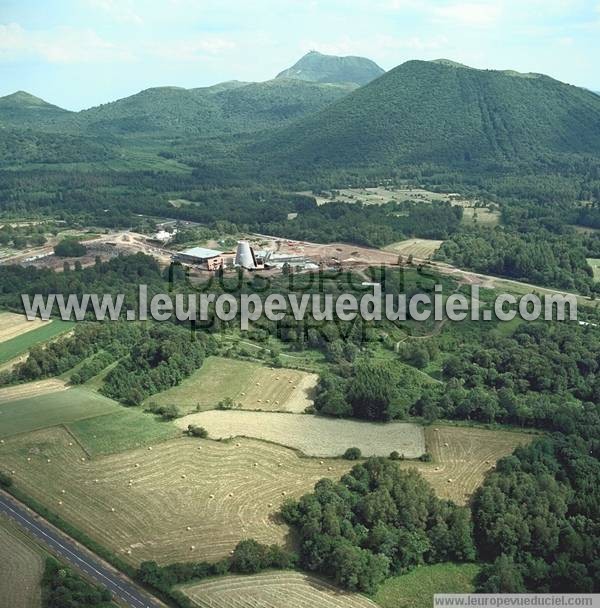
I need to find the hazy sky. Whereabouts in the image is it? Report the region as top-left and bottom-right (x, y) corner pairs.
(1, 0), (599, 110)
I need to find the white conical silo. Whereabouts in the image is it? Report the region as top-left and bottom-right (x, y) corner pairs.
(235, 241), (257, 270)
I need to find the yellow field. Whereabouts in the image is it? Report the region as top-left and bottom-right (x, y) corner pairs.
(175, 411), (426, 458)
(0, 515), (44, 608)
(383, 239), (444, 259)
(0, 379), (67, 404)
(414, 426), (533, 504)
(148, 356), (318, 414)
(0, 312), (44, 344)
(180, 572), (378, 608)
(0, 423), (529, 567)
(0, 427), (352, 565)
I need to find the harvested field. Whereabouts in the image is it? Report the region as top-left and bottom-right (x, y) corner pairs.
(0, 387), (119, 438)
(148, 356), (318, 414)
(404, 425), (533, 504)
(383, 239), (444, 259)
(0, 516), (44, 608)
(180, 572), (378, 608)
(0, 428), (352, 565)
(175, 411), (426, 458)
(0, 379), (67, 404)
(0, 312), (44, 344)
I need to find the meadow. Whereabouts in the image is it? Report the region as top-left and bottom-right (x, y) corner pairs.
(374, 563), (479, 608)
(382, 238), (444, 259)
(587, 258), (600, 281)
(147, 356), (318, 414)
(0, 387), (119, 438)
(0, 318), (74, 365)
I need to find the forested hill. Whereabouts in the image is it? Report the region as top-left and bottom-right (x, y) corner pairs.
(0, 79), (354, 137)
(257, 59), (600, 169)
(0, 91), (73, 129)
(275, 50), (385, 86)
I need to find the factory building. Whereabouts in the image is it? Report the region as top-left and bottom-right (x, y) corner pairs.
(173, 246), (224, 271)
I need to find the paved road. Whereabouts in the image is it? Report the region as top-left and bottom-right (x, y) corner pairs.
(0, 491), (165, 608)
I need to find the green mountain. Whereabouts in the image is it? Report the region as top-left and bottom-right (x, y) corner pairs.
(3, 79), (354, 137)
(259, 59), (600, 169)
(0, 91), (73, 129)
(275, 50), (385, 86)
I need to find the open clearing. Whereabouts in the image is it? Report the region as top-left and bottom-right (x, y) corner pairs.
(0, 379), (67, 404)
(148, 356), (318, 414)
(0, 428), (353, 565)
(0, 387), (119, 438)
(301, 187), (453, 206)
(180, 572), (378, 608)
(383, 239), (444, 259)
(0, 312), (44, 344)
(0, 515), (44, 608)
(413, 425), (533, 504)
(374, 563), (479, 608)
(175, 411), (426, 458)
(0, 319), (74, 364)
(461, 206), (500, 226)
(587, 258), (600, 281)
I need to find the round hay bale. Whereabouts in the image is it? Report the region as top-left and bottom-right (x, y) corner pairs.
(186, 526), (192, 531)
(209, 494), (215, 499)
(268, 503), (273, 508)
(281, 491), (287, 496)
(190, 545), (195, 550)
(11, 470), (15, 474)
(257, 399), (262, 403)
(46, 459), (51, 463)
(94, 479), (99, 483)
(181, 474), (187, 479)
(147, 446), (153, 451)
(443, 442), (449, 447)
(135, 463), (140, 467)
(228, 492), (234, 497)
(0, 439), (4, 444)
(68, 442), (73, 446)
(447, 479), (453, 483)
(27, 457), (31, 462)
(61, 489), (66, 494)
(319, 460), (324, 465)
(327, 467), (333, 471)
(58, 500), (62, 505)
(253, 462), (258, 467)
(126, 549), (132, 555)
(111, 507), (116, 512)
(81, 457), (86, 462)
(240, 392), (245, 396)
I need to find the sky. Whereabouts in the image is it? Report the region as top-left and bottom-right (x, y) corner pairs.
(0, 0), (599, 110)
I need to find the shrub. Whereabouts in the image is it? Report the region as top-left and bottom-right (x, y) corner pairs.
(343, 447), (362, 460)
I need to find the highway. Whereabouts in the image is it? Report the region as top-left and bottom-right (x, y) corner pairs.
(0, 490), (166, 608)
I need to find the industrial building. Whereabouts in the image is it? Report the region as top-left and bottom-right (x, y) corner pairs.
(173, 246), (224, 271)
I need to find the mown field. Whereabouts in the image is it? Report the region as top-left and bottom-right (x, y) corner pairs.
(180, 571), (378, 608)
(0, 378), (66, 404)
(0, 318), (74, 364)
(374, 562), (479, 608)
(461, 206), (500, 226)
(0, 515), (45, 608)
(382, 239), (444, 259)
(0, 387), (119, 438)
(0, 428), (353, 565)
(175, 411), (426, 458)
(148, 356), (318, 414)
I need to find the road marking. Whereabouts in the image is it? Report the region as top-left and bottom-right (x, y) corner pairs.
(0, 496), (159, 608)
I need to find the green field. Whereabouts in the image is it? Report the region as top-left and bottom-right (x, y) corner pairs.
(0, 387), (119, 438)
(67, 408), (179, 456)
(0, 320), (74, 364)
(374, 563), (479, 608)
(146, 356), (266, 411)
(587, 258), (600, 281)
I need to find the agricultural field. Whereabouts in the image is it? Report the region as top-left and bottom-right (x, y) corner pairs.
(67, 409), (180, 457)
(175, 411), (426, 458)
(374, 562), (479, 608)
(587, 258), (600, 281)
(0, 318), (74, 365)
(0, 311), (45, 344)
(0, 378), (66, 404)
(0, 515), (44, 608)
(413, 425), (533, 504)
(0, 428), (353, 565)
(0, 387), (119, 438)
(147, 356), (318, 414)
(382, 238), (444, 259)
(180, 571), (378, 608)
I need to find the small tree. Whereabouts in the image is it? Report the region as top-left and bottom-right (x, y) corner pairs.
(343, 447), (362, 460)
(187, 425), (208, 438)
